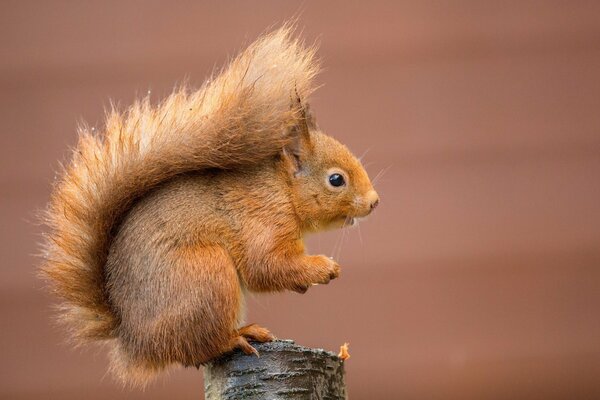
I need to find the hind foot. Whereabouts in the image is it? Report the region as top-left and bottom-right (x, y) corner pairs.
(237, 323), (275, 343)
(231, 335), (260, 357)
(230, 324), (275, 357)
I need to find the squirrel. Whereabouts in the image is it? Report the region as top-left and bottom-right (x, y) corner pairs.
(40, 26), (379, 386)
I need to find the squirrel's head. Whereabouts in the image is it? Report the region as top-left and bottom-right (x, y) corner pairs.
(282, 99), (379, 233)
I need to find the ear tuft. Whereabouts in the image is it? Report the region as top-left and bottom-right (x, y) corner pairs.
(283, 92), (314, 174)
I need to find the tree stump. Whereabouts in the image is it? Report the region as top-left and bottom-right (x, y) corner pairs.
(204, 339), (347, 399)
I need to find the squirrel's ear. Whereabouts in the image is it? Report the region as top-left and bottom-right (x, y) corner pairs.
(283, 94), (314, 175)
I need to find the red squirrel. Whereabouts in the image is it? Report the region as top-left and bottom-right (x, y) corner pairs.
(41, 27), (379, 385)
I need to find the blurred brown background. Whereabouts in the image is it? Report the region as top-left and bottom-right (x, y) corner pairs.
(2, 1), (600, 399)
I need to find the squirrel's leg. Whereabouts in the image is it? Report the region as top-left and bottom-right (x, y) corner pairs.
(241, 238), (340, 293)
(168, 246), (273, 361)
(114, 243), (244, 368)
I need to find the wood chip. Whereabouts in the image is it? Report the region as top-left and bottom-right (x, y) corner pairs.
(338, 342), (350, 360)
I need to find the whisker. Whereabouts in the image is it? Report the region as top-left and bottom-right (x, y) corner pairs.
(363, 161), (376, 170)
(372, 164), (393, 186)
(356, 220), (364, 247)
(331, 222), (345, 259)
(336, 224), (348, 262)
(356, 220), (368, 266)
(335, 218), (350, 261)
(334, 222), (345, 261)
(358, 146), (373, 162)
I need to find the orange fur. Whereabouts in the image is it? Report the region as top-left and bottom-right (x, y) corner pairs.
(40, 26), (379, 386)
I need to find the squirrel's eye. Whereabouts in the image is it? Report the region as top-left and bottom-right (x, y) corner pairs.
(328, 173), (345, 187)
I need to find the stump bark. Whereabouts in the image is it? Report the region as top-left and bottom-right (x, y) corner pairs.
(204, 339), (347, 399)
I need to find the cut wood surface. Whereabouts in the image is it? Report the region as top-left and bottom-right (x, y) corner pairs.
(204, 340), (346, 400)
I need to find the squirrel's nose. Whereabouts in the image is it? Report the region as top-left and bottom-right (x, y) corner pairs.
(370, 198), (380, 210)
(366, 190), (380, 212)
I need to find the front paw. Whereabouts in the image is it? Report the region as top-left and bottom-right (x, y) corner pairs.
(290, 256), (341, 294)
(308, 255), (341, 285)
(318, 256), (341, 283)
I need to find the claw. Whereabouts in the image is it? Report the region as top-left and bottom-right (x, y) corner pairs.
(293, 284), (309, 294)
(233, 335), (260, 357)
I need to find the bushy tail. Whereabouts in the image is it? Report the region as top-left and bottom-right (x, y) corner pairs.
(40, 26), (319, 343)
